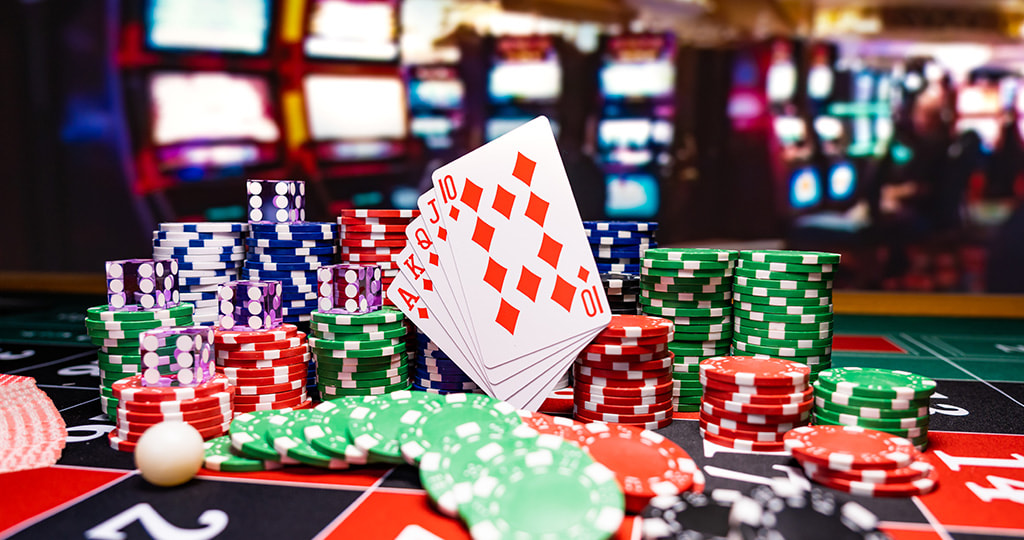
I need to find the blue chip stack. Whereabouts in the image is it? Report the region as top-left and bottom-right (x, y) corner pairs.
(152, 222), (249, 325)
(584, 221), (658, 275)
(241, 222), (338, 325)
(412, 330), (481, 394)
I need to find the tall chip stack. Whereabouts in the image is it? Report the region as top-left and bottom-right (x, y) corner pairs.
(731, 250), (839, 380)
(698, 355), (812, 451)
(811, 367), (936, 451)
(412, 330), (481, 394)
(309, 307), (412, 399)
(601, 272), (640, 315)
(639, 248), (737, 413)
(152, 222), (248, 325)
(573, 315), (675, 430)
(88, 259), (194, 420)
(585, 221), (657, 276)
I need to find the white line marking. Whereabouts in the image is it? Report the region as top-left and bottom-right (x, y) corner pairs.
(900, 334), (1024, 410)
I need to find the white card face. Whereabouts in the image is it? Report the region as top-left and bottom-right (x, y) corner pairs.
(430, 116), (610, 369)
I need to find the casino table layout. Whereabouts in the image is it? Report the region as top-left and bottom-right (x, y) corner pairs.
(1, 304), (1023, 539)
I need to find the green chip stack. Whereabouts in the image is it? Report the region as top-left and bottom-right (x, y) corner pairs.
(84, 303), (196, 420)
(639, 248), (737, 413)
(812, 367), (936, 451)
(308, 306), (413, 398)
(731, 250), (839, 380)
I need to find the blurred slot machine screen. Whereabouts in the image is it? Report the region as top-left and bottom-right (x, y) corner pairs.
(146, 0), (271, 55)
(304, 0), (398, 62)
(303, 74), (408, 161)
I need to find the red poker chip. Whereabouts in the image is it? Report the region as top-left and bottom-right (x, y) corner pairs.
(575, 379), (675, 398)
(701, 394), (814, 416)
(217, 353), (311, 369)
(578, 350), (667, 363)
(116, 420), (229, 443)
(574, 389), (673, 406)
(116, 409), (231, 432)
(339, 224), (408, 233)
(225, 372), (307, 387)
(801, 459), (934, 484)
(234, 386), (305, 405)
(340, 231), (407, 241)
(578, 354), (674, 372)
(113, 374), (231, 403)
(697, 418), (787, 443)
(216, 344), (308, 361)
(700, 428), (786, 452)
(573, 370), (673, 388)
(784, 425), (919, 471)
(340, 239), (406, 248)
(516, 411), (591, 446)
(214, 324), (299, 345)
(340, 253), (400, 262)
(575, 398), (673, 416)
(339, 245), (403, 254)
(700, 376), (807, 396)
(121, 390), (232, 414)
(234, 394), (308, 414)
(700, 355), (810, 387)
(583, 342), (668, 356)
(116, 402), (231, 424)
(574, 406), (672, 424)
(579, 422), (700, 512)
(698, 411), (803, 433)
(338, 215), (415, 226)
(703, 386), (813, 405)
(806, 464), (938, 497)
(218, 363), (307, 379)
(576, 364), (671, 381)
(599, 315), (674, 338)
(538, 387), (574, 415)
(233, 378), (305, 396)
(339, 209), (418, 218)
(700, 401), (810, 425)
(108, 432), (138, 452)
(216, 335), (308, 352)
(592, 333), (673, 347)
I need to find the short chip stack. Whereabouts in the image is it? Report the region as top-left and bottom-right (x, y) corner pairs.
(214, 324), (312, 415)
(573, 315), (675, 430)
(153, 222), (248, 325)
(585, 221), (658, 275)
(732, 250), (839, 380)
(242, 222), (338, 325)
(309, 306), (412, 399)
(785, 424), (938, 497)
(412, 330), (480, 394)
(639, 248), (736, 412)
(698, 355), (812, 452)
(86, 303), (195, 420)
(108, 373), (232, 452)
(337, 209), (419, 305)
(812, 367), (935, 451)
(602, 272), (640, 315)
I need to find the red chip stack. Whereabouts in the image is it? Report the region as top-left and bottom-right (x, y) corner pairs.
(108, 373), (233, 452)
(698, 355), (813, 451)
(213, 324), (313, 415)
(573, 315), (676, 430)
(0, 374), (67, 472)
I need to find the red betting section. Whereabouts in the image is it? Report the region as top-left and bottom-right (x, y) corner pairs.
(833, 335), (907, 353)
(0, 466), (129, 535)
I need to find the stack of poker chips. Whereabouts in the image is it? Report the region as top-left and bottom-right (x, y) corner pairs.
(213, 324), (312, 415)
(242, 222), (338, 325)
(85, 303), (195, 420)
(639, 249), (736, 412)
(413, 330), (480, 394)
(585, 221), (657, 275)
(731, 250), (839, 380)
(573, 315), (675, 430)
(309, 307), (412, 399)
(601, 272), (640, 315)
(785, 425), (938, 497)
(812, 367), (935, 451)
(153, 223), (248, 325)
(698, 355), (812, 452)
(108, 373), (232, 452)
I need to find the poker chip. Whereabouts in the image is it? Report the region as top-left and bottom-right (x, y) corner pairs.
(340, 209), (418, 218)
(812, 406), (930, 430)
(743, 484), (889, 539)
(817, 367), (937, 400)
(203, 435), (283, 472)
(346, 390), (440, 464)
(640, 489), (757, 540)
(700, 401), (810, 425)
(230, 410), (299, 463)
(808, 465), (939, 497)
(700, 428), (786, 452)
(112, 374), (230, 403)
(702, 394), (814, 416)
(116, 402), (232, 424)
(266, 409), (349, 469)
(784, 425), (918, 471)
(121, 390), (231, 414)
(697, 418), (787, 443)
(396, 393), (522, 465)
(700, 356), (810, 387)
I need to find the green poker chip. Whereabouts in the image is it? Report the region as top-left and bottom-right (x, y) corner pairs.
(672, 323), (732, 335)
(98, 362), (142, 375)
(734, 301), (832, 316)
(641, 267), (733, 278)
(230, 410), (297, 463)
(668, 341), (730, 354)
(642, 305), (730, 318)
(733, 276), (833, 291)
(733, 322), (831, 341)
(739, 249), (840, 265)
(733, 286), (831, 301)
(642, 248), (737, 262)
(308, 397), (373, 464)
(732, 339), (830, 357)
(812, 382), (930, 410)
(346, 390), (440, 464)
(734, 267), (834, 282)
(84, 315), (193, 332)
(640, 258), (733, 271)
(267, 409), (349, 469)
(86, 303), (194, 322)
(641, 274), (730, 287)
(673, 329), (732, 341)
(810, 413), (929, 440)
(397, 392), (523, 465)
(732, 293), (831, 308)
(730, 316), (832, 333)
(814, 397), (930, 419)
(673, 363), (701, 375)
(308, 336), (403, 351)
(733, 308), (833, 324)
(318, 381), (412, 398)
(675, 386), (704, 397)
(90, 337), (143, 348)
(310, 320), (406, 335)
(310, 306), (404, 326)
(675, 403), (701, 412)
(317, 372), (408, 388)
(737, 259), (834, 274)
(812, 407), (930, 430)
(816, 367), (937, 400)
(318, 362), (408, 381)
(641, 281), (732, 294)
(314, 353), (408, 370)
(640, 289), (732, 302)
(310, 341), (407, 358)
(733, 333), (833, 349)
(313, 327), (408, 342)
(639, 294), (731, 308)
(203, 435), (283, 472)
(458, 437), (624, 540)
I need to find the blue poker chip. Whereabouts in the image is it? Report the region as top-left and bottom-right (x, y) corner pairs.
(250, 221), (336, 233)
(280, 284), (316, 294)
(587, 236), (655, 246)
(247, 254), (335, 264)
(154, 245), (244, 256)
(249, 247), (336, 257)
(244, 260), (329, 272)
(593, 247), (648, 259)
(158, 222), (248, 233)
(178, 291), (220, 302)
(241, 267), (317, 278)
(410, 384), (471, 395)
(153, 231), (241, 241)
(596, 263), (641, 274)
(175, 261), (242, 271)
(594, 257), (640, 266)
(583, 221), (658, 232)
(583, 228), (655, 240)
(153, 238), (245, 249)
(413, 378), (479, 391)
(246, 238), (336, 249)
(414, 371), (474, 384)
(281, 306), (317, 315)
(415, 362), (468, 376)
(180, 277), (233, 286)
(250, 230), (336, 241)
(417, 348), (451, 360)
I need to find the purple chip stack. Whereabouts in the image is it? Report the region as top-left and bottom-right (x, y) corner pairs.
(217, 280), (283, 331)
(247, 179), (305, 223)
(105, 259), (179, 311)
(138, 327), (215, 387)
(317, 263), (382, 314)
